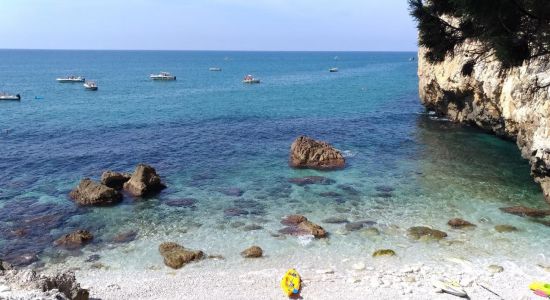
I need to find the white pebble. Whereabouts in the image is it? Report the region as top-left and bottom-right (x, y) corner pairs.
(352, 262), (366, 271)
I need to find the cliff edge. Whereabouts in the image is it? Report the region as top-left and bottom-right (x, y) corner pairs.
(418, 43), (550, 204)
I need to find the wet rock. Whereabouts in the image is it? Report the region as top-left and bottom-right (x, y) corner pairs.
(219, 188), (244, 197)
(84, 254), (101, 263)
(100, 171), (131, 190)
(281, 214), (307, 226)
(158, 242), (204, 269)
(279, 215), (327, 238)
(240, 246), (263, 258)
(447, 218), (476, 229)
(164, 198), (197, 208)
(322, 216), (349, 224)
(223, 207), (249, 217)
(289, 136), (345, 170)
(407, 226), (447, 240)
(495, 225), (518, 233)
(345, 220), (376, 231)
(230, 221), (246, 228)
(288, 176), (336, 186)
(54, 230), (93, 250)
(123, 164), (166, 197)
(69, 178), (122, 206)
(242, 224), (263, 231)
(500, 206), (550, 218)
(111, 230), (138, 243)
(487, 265), (504, 273)
(372, 249), (396, 257)
(207, 254), (225, 260)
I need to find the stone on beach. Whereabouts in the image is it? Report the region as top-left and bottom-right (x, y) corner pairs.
(123, 164), (166, 197)
(159, 242), (204, 269)
(487, 265), (504, 273)
(500, 206), (550, 218)
(322, 216), (350, 224)
(100, 171), (131, 190)
(289, 136), (346, 170)
(240, 246), (263, 258)
(69, 178), (122, 206)
(447, 218), (476, 229)
(407, 226), (447, 241)
(54, 230), (93, 250)
(279, 214), (327, 238)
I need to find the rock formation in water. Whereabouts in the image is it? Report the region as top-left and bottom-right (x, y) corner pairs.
(69, 178), (122, 206)
(418, 43), (550, 204)
(100, 171), (131, 190)
(124, 164), (166, 197)
(158, 242), (204, 269)
(289, 136), (345, 170)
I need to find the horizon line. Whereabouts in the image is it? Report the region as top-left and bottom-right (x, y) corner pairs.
(0, 48), (418, 53)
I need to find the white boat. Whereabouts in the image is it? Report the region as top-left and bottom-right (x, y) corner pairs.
(209, 67), (222, 71)
(83, 81), (98, 91)
(56, 75), (85, 83)
(0, 92), (20, 101)
(329, 68), (339, 72)
(242, 74), (260, 84)
(150, 72), (176, 80)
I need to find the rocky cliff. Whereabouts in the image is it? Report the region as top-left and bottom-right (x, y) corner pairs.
(417, 42), (550, 204)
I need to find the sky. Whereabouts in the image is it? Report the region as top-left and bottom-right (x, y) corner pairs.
(0, 0), (418, 51)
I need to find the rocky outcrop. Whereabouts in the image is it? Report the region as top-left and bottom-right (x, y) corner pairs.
(54, 230), (93, 250)
(69, 178), (122, 206)
(1, 269), (88, 300)
(158, 242), (203, 269)
(241, 246), (263, 258)
(124, 164), (166, 197)
(289, 136), (345, 170)
(418, 43), (550, 204)
(100, 171), (131, 190)
(279, 214), (327, 238)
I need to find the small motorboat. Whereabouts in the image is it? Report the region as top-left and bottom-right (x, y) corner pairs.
(0, 92), (20, 101)
(243, 74), (260, 84)
(209, 67), (222, 71)
(409, 57), (416, 61)
(56, 75), (85, 83)
(150, 72), (176, 80)
(83, 81), (98, 91)
(329, 68), (339, 72)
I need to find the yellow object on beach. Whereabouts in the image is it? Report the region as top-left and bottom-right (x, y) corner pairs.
(529, 281), (550, 296)
(280, 269), (301, 297)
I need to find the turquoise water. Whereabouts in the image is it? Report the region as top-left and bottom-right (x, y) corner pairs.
(0, 50), (547, 270)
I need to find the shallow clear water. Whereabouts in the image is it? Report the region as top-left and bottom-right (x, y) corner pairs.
(0, 50), (548, 272)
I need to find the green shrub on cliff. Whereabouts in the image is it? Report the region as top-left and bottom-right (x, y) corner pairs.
(409, 0), (550, 67)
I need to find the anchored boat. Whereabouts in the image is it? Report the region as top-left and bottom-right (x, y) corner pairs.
(243, 74), (260, 84)
(0, 92), (20, 101)
(56, 75), (85, 83)
(83, 81), (98, 91)
(329, 68), (339, 72)
(209, 67), (222, 71)
(150, 72), (176, 80)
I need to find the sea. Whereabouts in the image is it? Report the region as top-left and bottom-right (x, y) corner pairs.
(0, 50), (548, 272)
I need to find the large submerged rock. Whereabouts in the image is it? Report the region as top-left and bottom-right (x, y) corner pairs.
(418, 41), (550, 204)
(158, 242), (203, 269)
(279, 214), (327, 238)
(123, 164), (166, 197)
(69, 178), (122, 206)
(500, 206), (550, 218)
(289, 136), (345, 170)
(407, 226), (447, 241)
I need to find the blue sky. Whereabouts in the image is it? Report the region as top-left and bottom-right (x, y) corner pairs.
(1, 0), (417, 51)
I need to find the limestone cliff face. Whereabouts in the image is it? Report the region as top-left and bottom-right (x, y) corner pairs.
(418, 43), (550, 204)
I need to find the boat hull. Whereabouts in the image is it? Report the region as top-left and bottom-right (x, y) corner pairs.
(150, 76), (176, 80)
(57, 79), (85, 83)
(243, 80), (261, 84)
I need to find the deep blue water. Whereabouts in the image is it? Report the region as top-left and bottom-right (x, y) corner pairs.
(0, 50), (546, 268)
